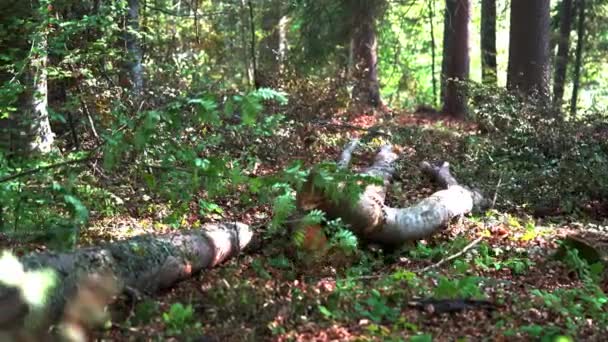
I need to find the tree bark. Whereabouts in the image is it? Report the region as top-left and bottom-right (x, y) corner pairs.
(442, 0), (470, 118)
(570, 0), (586, 116)
(123, 0), (144, 95)
(553, 0), (575, 110)
(297, 140), (485, 246)
(440, 0), (456, 101)
(351, 0), (384, 108)
(0, 1), (54, 155)
(428, 0), (438, 106)
(256, 0), (287, 88)
(507, 0), (551, 102)
(481, 0), (497, 86)
(0, 222), (252, 333)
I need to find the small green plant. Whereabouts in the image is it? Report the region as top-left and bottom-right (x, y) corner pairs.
(162, 302), (200, 336)
(532, 250), (608, 335)
(433, 276), (485, 300)
(473, 243), (534, 275)
(132, 300), (159, 325)
(354, 289), (400, 323)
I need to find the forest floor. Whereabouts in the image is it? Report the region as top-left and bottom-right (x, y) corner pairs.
(7, 108), (607, 341)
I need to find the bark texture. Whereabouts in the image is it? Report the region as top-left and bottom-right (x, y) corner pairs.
(570, 0), (586, 116)
(123, 0), (144, 95)
(442, 0), (470, 118)
(440, 0), (456, 101)
(0, 222), (251, 332)
(507, 0), (551, 101)
(553, 0), (574, 109)
(297, 141), (484, 246)
(351, 0), (384, 108)
(0, 1), (55, 155)
(257, 0), (287, 87)
(481, 0), (497, 86)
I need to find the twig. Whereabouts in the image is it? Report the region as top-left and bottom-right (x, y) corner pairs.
(74, 81), (100, 141)
(417, 236), (484, 272)
(491, 175), (502, 210)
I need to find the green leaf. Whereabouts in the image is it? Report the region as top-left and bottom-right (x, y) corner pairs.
(64, 194), (89, 224)
(318, 305), (333, 318)
(409, 334), (433, 342)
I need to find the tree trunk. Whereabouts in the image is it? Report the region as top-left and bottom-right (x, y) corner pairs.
(123, 0), (144, 95)
(570, 0), (586, 116)
(0, 1), (54, 156)
(481, 0), (497, 86)
(239, 0), (254, 87)
(25, 30), (54, 154)
(442, 0), (470, 118)
(506, 0), (551, 102)
(297, 140), (485, 246)
(351, 0), (384, 108)
(257, 0), (287, 88)
(428, 0), (438, 106)
(247, 0), (259, 89)
(553, 0), (575, 110)
(0, 223), (252, 335)
(440, 0), (456, 102)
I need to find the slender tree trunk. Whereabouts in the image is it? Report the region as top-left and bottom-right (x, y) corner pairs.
(351, 0), (384, 108)
(247, 0), (259, 88)
(481, 0), (497, 85)
(440, 0), (456, 101)
(239, 0), (254, 87)
(570, 0), (586, 116)
(124, 0), (144, 95)
(428, 0), (438, 106)
(442, 0), (469, 118)
(507, 0), (551, 102)
(278, 15), (288, 76)
(553, 0), (574, 109)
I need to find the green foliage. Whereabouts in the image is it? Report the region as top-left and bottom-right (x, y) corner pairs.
(132, 300), (159, 325)
(473, 242), (534, 275)
(354, 289), (400, 323)
(528, 245), (608, 336)
(464, 82), (608, 216)
(433, 276), (485, 300)
(162, 302), (200, 336)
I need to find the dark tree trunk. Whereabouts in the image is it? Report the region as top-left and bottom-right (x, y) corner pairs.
(428, 0), (438, 106)
(481, 0), (497, 85)
(442, 0), (469, 118)
(351, 0), (384, 108)
(570, 0), (586, 116)
(440, 0), (456, 101)
(256, 0), (288, 88)
(553, 0), (575, 109)
(507, 0), (551, 102)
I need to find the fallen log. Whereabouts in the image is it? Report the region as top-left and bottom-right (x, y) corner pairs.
(297, 140), (485, 245)
(0, 222), (252, 337)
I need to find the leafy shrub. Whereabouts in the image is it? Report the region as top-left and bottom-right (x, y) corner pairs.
(461, 83), (608, 216)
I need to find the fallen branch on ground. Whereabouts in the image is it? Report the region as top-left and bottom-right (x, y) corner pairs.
(296, 140), (486, 245)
